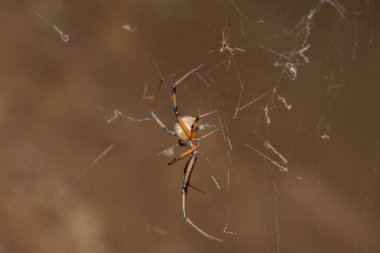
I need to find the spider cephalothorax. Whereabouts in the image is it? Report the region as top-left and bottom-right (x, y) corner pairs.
(151, 65), (222, 242)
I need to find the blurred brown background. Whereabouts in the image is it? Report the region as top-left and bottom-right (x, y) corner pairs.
(0, 0), (379, 252)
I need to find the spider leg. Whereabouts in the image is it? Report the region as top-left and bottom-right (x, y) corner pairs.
(168, 146), (197, 166)
(151, 79), (176, 136)
(190, 116), (200, 141)
(175, 118), (204, 192)
(171, 65), (203, 138)
(188, 184), (205, 193)
(181, 153), (223, 242)
(182, 154), (197, 219)
(172, 84), (192, 138)
(226, 55), (232, 71)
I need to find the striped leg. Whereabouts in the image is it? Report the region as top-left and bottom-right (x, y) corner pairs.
(172, 85), (191, 138)
(168, 146), (197, 166)
(151, 79), (176, 136)
(181, 153), (223, 242)
(190, 116), (200, 141)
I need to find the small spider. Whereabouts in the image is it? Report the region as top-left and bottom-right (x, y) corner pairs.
(219, 25), (245, 70)
(151, 65), (222, 242)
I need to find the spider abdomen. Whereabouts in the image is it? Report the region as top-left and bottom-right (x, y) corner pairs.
(174, 116), (195, 142)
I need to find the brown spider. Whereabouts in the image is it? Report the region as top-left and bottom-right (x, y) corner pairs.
(151, 65), (222, 242)
(219, 25), (246, 70)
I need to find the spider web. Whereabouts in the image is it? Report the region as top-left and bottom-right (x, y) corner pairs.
(199, 1), (376, 252)
(194, 1), (376, 251)
(132, 0), (375, 250)
(1, 0), (377, 252)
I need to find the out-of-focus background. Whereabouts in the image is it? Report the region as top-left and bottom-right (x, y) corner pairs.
(0, 0), (379, 252)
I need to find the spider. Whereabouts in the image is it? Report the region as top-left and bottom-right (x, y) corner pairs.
(219, 19), (245, 70)
(151, 65), (222, 242)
